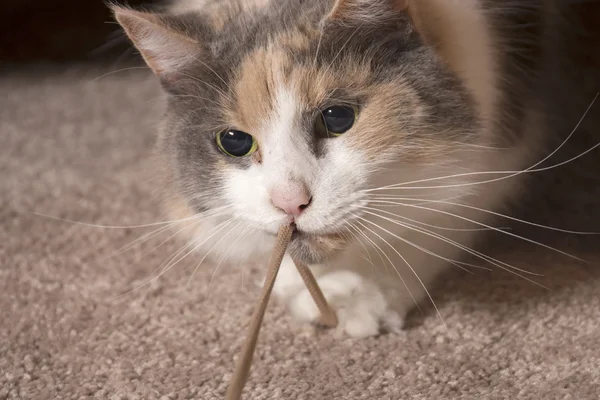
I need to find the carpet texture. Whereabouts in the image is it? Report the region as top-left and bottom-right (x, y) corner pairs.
(1, 66), (599, 400)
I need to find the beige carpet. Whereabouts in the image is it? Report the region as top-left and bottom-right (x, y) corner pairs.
(2, 65), (599, 400)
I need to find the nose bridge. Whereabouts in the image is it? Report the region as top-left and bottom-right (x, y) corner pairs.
(259, 83), (316, 187)
(263, 128), (314, 186)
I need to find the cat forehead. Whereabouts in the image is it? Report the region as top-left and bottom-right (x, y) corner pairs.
(226, 45), (372, 135)
(169, 1), (435, 134)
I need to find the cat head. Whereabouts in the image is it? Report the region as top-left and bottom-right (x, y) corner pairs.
(113, 0), (487, 264)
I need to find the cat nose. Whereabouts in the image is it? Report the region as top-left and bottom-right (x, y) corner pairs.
(270, 185), (312, 217)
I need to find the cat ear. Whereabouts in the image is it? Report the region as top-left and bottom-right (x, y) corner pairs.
(327, 0), (409, 22)
(112, 6), (201, 79)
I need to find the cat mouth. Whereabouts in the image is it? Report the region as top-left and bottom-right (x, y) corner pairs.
(287, 227), (348, 264)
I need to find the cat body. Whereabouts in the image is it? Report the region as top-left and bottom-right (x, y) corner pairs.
(113, 0), (600, 337)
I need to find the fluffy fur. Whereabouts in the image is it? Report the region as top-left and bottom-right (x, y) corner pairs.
(113, 0), (600, 337)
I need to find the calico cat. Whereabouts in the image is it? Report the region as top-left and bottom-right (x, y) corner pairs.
(112, 0), (600, 338)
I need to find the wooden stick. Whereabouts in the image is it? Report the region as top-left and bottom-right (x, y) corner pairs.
(292, 259), (338, 328)
(225, 224), (338, 400)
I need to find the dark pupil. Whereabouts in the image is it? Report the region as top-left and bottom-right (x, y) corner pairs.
(219, 130), (253, 156)
(322, 106), (355, 134)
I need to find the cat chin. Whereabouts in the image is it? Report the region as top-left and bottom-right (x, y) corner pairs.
(287, 230), (349, 265)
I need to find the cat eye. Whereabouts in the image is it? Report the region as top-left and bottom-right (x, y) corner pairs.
(315, 105), (358, 137)
(216, 129), (258, 157)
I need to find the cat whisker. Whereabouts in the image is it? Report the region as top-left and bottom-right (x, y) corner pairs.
(321, 96), (362, 107)
(318, 25), (363, 87)
(178, 71), (229, 97)
(355, 216), (428, 321)
(354, 217), (433, 320)
(102, 223), (179, 262)
(407, 199), (599, 235)
(342, 221), (376, 268)
(364, 92), (599, 192)
(360, 207), (531, 273)
(203, 224), (255, 300)
(187, 218), (243, 289)
(113, 216), (236, 299)
(366, 138), (600, 192)
(346, 221), (391, 275)
(359, 211), (482, 275)
(359, 207), (549, 287)
(361, 203), (505, 232)
(31, 210), (216, 230)
(366, 192), (444, 199)
(91, 66), (150, 82)
(192, 56), (234, 93)
(367, 199), (584, 262)
(369, 194), (472, 208)
(159, 217), (236, 284)
(111, 237), (195, 301)
(435, 139), (509, 150)
(102, 206), (233, 260)
(312, 19), (325, 69)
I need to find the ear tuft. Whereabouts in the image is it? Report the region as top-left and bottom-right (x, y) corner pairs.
(112, 5), (201, 78)
(328, 0), (408, 22)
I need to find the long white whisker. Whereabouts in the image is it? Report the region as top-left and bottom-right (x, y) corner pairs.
(413, 199), (599, 235)
(318, 25), (363, 86)
(365, 93), (598, 192)
(360, 208), (548, 282)
(343, 221), (376, 269)
(357, 209), (489, 272)
(33, 204), (232, 231)
(364, 202), (502, 232)
(364, 207), (550, 287)
(115, 217), (236, 299)
(312, 24), (324, 69)
(102, 207), (232, 260)
(111, 239), (194, 301)
(203, 225), (256, 299)
(369, 199), (585, 262)
(105, 223), (176, 257)
(31, 211), (208, 230)
(103, 221), (190, 262)
(198, 222), (251, 295)
(347, 221), (391, 275)
(353, 218), (428, 318)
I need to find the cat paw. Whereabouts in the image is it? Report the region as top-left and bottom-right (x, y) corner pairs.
(287, 271), (404, 338)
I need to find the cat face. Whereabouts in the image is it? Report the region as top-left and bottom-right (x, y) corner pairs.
(114, 0), (481, 264)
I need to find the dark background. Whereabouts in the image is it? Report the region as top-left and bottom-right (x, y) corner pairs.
(0, 0), (159, 64)
(2, 0), (599, 66)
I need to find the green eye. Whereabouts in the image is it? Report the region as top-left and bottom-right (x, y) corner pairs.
(315, 105), (358, 137)
(216, 129), (258, 157)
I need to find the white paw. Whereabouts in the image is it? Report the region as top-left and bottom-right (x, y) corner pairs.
(287, 271), (404, 338)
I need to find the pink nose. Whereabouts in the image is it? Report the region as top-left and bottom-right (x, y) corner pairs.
(270, 185), (312, 217)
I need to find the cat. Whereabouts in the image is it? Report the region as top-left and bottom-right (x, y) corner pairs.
(112, 0), (600, 338)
